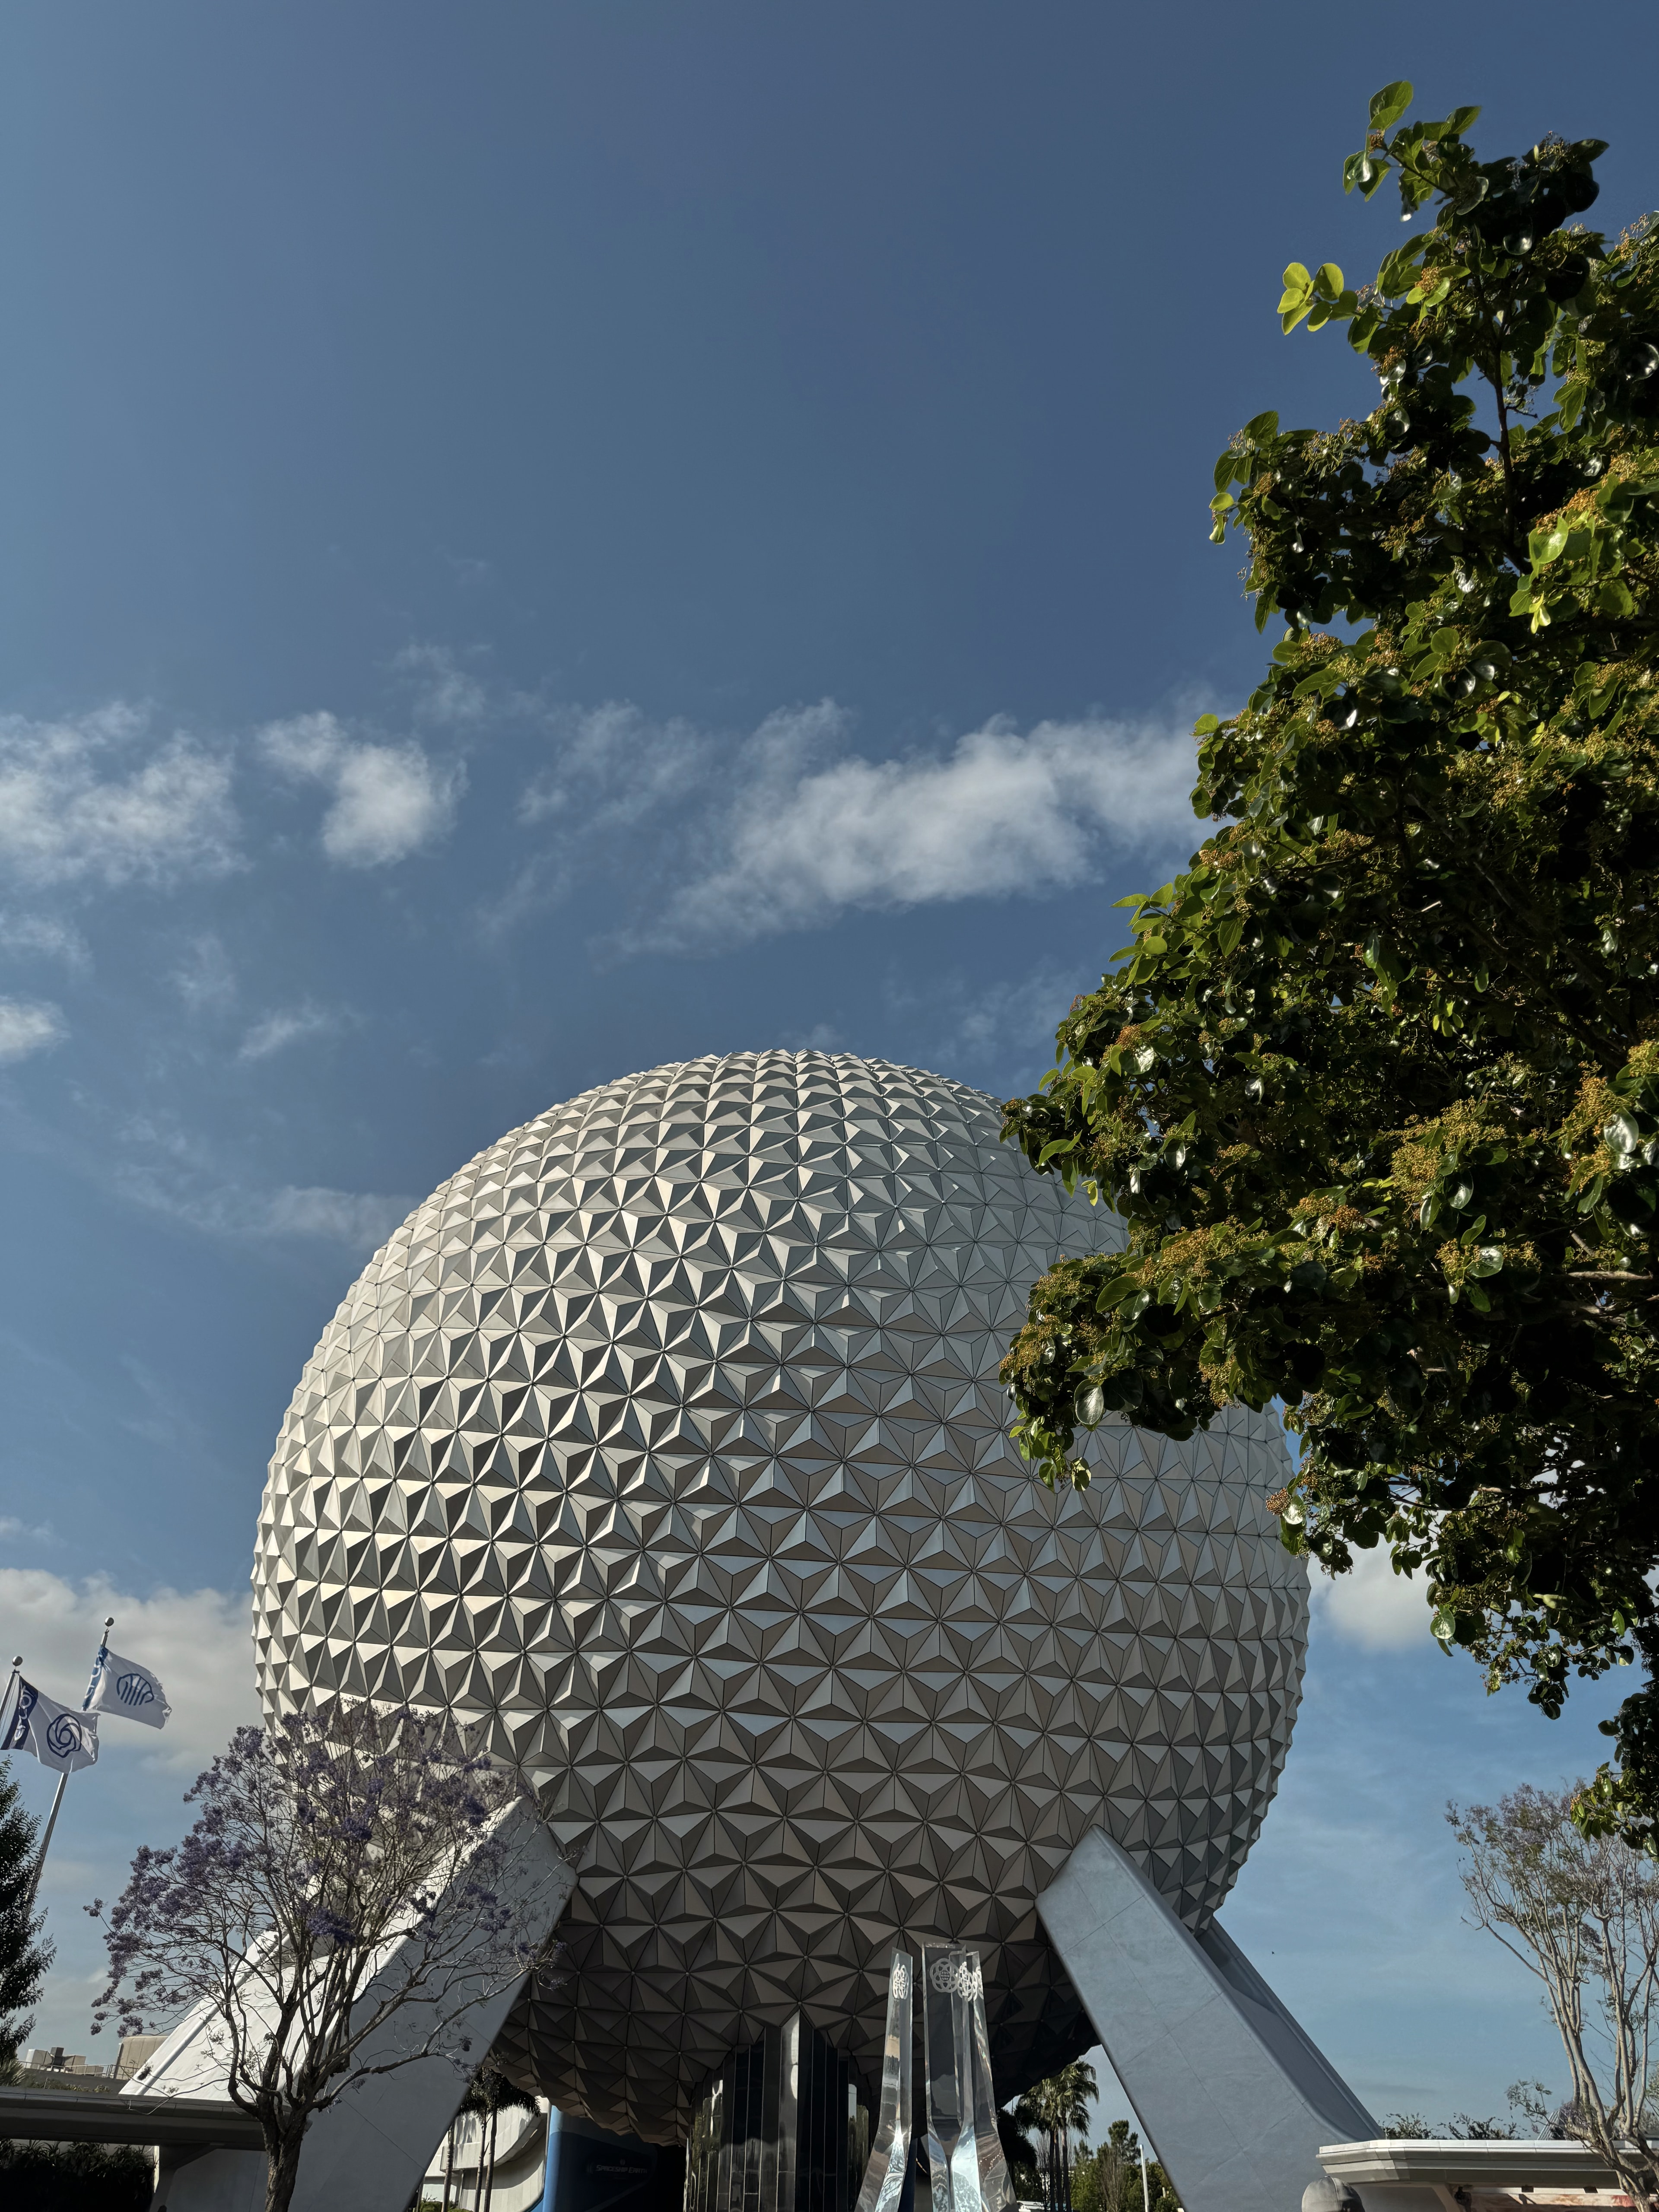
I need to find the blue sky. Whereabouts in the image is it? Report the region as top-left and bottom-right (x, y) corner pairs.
(1, 0), (1654, 2126)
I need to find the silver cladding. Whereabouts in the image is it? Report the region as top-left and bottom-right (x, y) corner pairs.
(251, 1052), (1307, 2143)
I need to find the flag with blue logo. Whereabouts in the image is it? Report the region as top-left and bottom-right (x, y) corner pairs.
(83, 1643), (170, 1730)
(1, 1675), (100, 1773)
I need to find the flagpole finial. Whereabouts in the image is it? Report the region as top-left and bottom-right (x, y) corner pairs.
(104, 1617), (115, 1629)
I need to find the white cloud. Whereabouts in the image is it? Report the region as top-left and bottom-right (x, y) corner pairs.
(0, 705), (238, 890)
(1310, 1544), (1432, 1652)
(665, 708), (1198, 947)
(0, 1567), (258, 1770)
(326, 746), (456, 865)
(238, 1001), (339, 1062)
(262, 711), (463, 867)
(0, 997), (67, 1064)
(515, 697), (1204, 955)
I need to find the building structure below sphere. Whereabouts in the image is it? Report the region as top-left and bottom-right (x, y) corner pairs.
(0, 1784), (1480, 2212)
(684, 2010), (871, 2212)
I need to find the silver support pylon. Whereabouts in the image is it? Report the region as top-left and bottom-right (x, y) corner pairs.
(1037, 1829), (1443, 2212)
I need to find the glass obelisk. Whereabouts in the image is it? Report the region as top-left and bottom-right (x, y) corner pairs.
(853, 1949), (915, 2212)
(920, 1946), (1014, 2212)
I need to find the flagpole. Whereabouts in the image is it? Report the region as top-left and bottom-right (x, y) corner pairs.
(21, 1614), (114, 1917)
(24, 1773), (67, 1917)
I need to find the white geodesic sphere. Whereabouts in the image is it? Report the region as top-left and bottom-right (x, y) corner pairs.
(252, 1052), (1306, 2142)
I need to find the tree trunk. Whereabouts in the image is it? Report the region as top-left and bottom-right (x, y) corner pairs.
(264, 2126), (308, 2212)
(485, 2103), (499, 2212)
(441, 2118), (456, 2211)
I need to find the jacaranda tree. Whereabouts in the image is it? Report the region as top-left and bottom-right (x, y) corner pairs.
(1000, 84), (1659, 1834)
(89, 1702), (560, 2212)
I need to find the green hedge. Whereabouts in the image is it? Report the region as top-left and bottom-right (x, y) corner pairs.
(0, 2139), (154, 2210)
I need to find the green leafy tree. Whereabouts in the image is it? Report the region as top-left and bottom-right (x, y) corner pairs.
(999, 84), (1659, 1833)
(0, 1758), (53, 2082)
(1141, 2157), (1179, 2212)
(1071, 2122), (1176, 2212)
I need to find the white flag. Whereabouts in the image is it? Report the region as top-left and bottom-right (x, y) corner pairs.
(1, 1676), (99, 1773)
(83, 1643), (170, 1730)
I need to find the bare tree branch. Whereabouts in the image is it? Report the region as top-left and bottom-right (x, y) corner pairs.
(1449, 1783), (1659, 2209)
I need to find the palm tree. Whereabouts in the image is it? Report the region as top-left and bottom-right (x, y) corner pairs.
(457, 2056), (541, 2212)
(1011, 2064), (1099, 2212)
(998, 2104), (1042, 2202)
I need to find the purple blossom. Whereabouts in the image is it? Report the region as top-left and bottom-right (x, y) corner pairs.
(85, 1700), (566, 2212)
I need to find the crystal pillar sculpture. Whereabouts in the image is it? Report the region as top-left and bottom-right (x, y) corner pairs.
(921, 1947), (1014, 2212)
(853, 1951), (914, 2212)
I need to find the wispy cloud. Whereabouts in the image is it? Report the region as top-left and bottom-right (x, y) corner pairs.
(0, 705), (238, 890)
(0, 1567), (257, 1769)
(73, 1102), (412, 1254)
(263, 1185), (407, 1247)
(0, 912), (90, 969)
(171, 933), (236, 1012)
(0, 1514), (56, 1545)
(887, 960), (1091, 1088)
(392, 642), (488, 728)
(519, 698), (714, 833)
(512, 697), (1203, 956)
(488, 698), (714, 937)
(238, 1001), (340, 1062)
(114, 1156), (409, 1253)
(261, 710), (464, 867)
(0, 998), (67, 1065)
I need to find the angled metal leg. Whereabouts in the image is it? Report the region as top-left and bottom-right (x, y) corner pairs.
(1037, 1830), (1442, 2212)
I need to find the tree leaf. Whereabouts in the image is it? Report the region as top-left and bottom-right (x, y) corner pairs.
(1278, 264), (1315, 333)
(1368, 80), (1414, 131)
